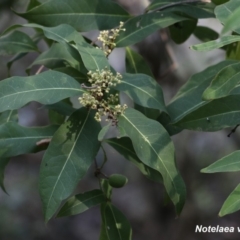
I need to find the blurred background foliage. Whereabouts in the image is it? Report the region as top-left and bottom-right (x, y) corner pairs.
(1, 0), (240, 240)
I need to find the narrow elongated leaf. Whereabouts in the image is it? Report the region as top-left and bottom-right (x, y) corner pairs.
(173, 95), (240, 131)
(39, 108), (101, 222)
(0, 122), (58, 158)
(201, 151), (240, 173)
(98, 123), (111, 141)
(219, 184), (240, 217)
(115, 73), (167, 113)
(0, 31), (38, 56)
(118, 108), (186, 214)
(25, 24), (109, 71)
(27, 0), (41, 11)
(147, 0), (215, 19)
(29, 43), (84, 72)
(168, 60), (236, 123)
(57, 189), (105, 217)
(0, 70), (83, 112)
(202, 62), (240, 100)
(222, 7), (240, 34)
(105, 138), (163, 183)
(18, 0), (130, 32)
(193, 26), (219, 42)
(191, 36), (240, 52)
(54, 67), (87, 83)
(125, 47), (159, 119)
(104, 203), (132, 240)
(215, 0), (240, 34)
(116, 12), (187, 47)
(45, 101), (75, 117)
(169, 20), (197, 44)
(125, 47), (153, 77)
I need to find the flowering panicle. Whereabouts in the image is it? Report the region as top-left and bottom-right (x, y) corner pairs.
(98, 22), (126, 56)
(79, 68), (127, 124)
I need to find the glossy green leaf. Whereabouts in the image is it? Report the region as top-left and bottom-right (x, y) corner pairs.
(44, 101), (75, 117)
(215, 0), (240, 34)
(125, 47), (153, 77)
(103, 203), (132, 240)
(116, 12), (187, 47)
(167, 60), (236, 123)
(0, 158), (9, 194)
(193, 26), (219, 42)
(219, 184), (240, 217)
(222, 7), (240, 34)
(18, 0), (130, 32)
(105, 138), (163, 183)
(191, 36), (240, 52)
(25, 23), (109, 71)
(0, 31), (38, 56)
(54, 67), (87, 83)
(57, 189), (105, 217)
(29, 43), (85, 72)
(173, 95), (240, 131)
(226, 41), (240, 61)
(202, 62), (240, 100)
(39, 108), (101, 222)
(146, 1), (215, 18)
(27, 0), (41, 11)
(98, 123), (111, 141)
(125, 47), (159, 119)
(48, 110), (65, 125)
(0, 70), (83, 112)
(169, 20), (197, 44)
(118, 108), (186, 214)
(115, 73), (167, 113)
(201, 150), (240, 173)
(0, 110), (18, 125)
(0, 122), (58, 158)
(212, 0), (229, 5)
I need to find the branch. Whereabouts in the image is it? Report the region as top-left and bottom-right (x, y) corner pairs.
(228, 124), (240, 138)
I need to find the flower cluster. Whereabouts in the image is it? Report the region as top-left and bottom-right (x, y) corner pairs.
(98, 22), (126, 56)
(79, 68), (127, 124)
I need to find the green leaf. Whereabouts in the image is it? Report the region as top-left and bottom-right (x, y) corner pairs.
(201, 150), (240, 173)
(226, 41), (240, 61)
(57, 189), (105, 217)
(202, 62), (240, 100)
(29, 42), (86, 72)
(105, 138), (163, 183)
(167, 60), (236, 123)
(98, 123), (111, 141)
(0, 70), (83, 112)
(0, 122), (58, 158)
(0, 110), (18, 125)
(125, 47), (159, 119)
(18, 0), (130, 32)
(219, 184), (240, 217)
(146, 1), (215, 18)
(215, 0), (240, 34)
(39, 108), (101, 222)
(222, 7), (240, 34)
(103, 203), (132, 240)
(44, 101), (75, 117)
(27, 0), (41, 11)
(0, 31), (38, 56)
(191, 36), (240, 52)
(25, 23), (109, 71)
(115, 73), (168, 113)
(54, 67), (87, 83)
(169, 20), (197, 44)
(125, 47), (153, 77)
(193, 26), (219, 42)
(118, 108), (186, 214)
(48, 110), (65, 125)
(116, 12), (187, 47)
(173, 95), (240, 131)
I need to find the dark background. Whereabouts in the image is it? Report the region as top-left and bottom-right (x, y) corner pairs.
(1, 0), (240, 239)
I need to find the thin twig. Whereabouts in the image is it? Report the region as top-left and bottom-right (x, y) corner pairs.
(228, 124), (240, 137)
(35, 65), (44, 75)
